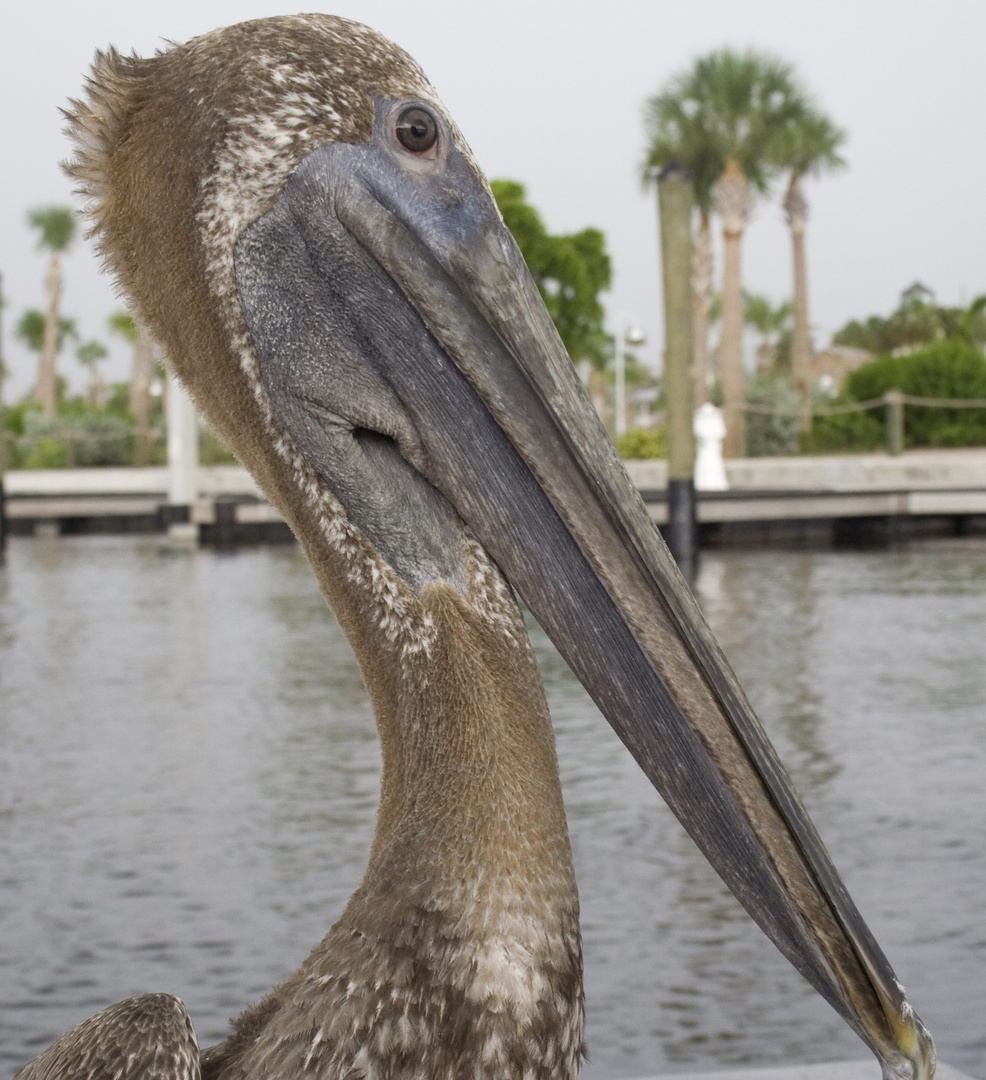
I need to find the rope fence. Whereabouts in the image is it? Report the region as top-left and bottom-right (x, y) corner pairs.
(2, 390), (986, 468)
(723, 389), (986, 456)
(729, 392), (986, 417)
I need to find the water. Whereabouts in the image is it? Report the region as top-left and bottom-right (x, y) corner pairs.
(0, 535), (983, 1077)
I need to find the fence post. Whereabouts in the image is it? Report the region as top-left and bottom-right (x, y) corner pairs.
(885, 389), (904, 456)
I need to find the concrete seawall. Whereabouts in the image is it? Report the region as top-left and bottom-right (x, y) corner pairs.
(623, 447), (986, 493)
(4, 449), (986, 547)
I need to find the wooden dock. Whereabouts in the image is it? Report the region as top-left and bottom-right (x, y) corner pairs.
(2, 449), (986, 548)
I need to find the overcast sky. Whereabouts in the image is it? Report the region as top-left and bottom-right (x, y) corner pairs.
(3, 0), (985, 396)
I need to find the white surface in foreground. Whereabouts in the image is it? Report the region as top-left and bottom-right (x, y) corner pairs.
(626, 1061), (976, 1080)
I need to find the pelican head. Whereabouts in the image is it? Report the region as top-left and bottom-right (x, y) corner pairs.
(34, 13), (937, 1080)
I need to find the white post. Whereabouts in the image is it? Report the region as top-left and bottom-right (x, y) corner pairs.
(166, 372), (199, 542)
(693, 402), (729, 491)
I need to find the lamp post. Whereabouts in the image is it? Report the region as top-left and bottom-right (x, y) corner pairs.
(657, 162), (697, 578)
(615, 319), (646, 437)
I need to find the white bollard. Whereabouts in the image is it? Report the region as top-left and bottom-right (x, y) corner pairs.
(166, 373), (200, 543)
(693, 403), (728, 491)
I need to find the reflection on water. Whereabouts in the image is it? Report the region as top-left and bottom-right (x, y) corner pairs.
(0, 536), (983, 1077)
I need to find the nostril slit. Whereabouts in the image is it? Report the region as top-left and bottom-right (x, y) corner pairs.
(352, 427), (398, 452)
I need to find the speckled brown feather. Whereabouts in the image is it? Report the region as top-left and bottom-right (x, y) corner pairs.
(57, 15), (584, 1080)
(13, 995), (199, 1080)
(64, 16), (434, 534)
(203, 567), (583, 1080)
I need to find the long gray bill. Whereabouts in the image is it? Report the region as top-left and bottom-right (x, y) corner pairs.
(234, 109), (935, 1080)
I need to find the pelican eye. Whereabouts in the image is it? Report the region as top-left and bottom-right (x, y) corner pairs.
(395, 106), (438, 153)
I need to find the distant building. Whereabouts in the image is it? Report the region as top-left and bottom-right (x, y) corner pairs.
(812, 345), (873, 389)
(900, 281), (935, 306)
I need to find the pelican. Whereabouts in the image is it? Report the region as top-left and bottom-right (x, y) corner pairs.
(17, 14), (933, 1080)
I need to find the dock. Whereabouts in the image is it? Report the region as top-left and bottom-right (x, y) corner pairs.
(625, 449), (986, 546)
(2, 448), (986, 547)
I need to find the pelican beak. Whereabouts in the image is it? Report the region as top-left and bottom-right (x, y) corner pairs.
(233, 97), (935, 1080)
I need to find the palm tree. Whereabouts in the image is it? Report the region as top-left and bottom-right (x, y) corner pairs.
(644, 50), (807, 456)
(773, 112), (846, 406)
(15, 310), (77, 407)
(109, 311), (158, 464)
(642, 94), (722, 408)
(77, 340), (109, 408)
(744, 292), (792, 370)
(28, 207), (77, 416)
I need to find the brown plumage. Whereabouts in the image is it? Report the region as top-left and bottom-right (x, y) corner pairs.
(14, 995), (198, 1080)
(20, 15), (584, 1080)
(16, 12), (936, 1080)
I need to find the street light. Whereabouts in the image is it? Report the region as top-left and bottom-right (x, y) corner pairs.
(615, 319), (646, 437)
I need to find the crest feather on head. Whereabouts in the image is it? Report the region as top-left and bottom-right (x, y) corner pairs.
(62, 15), (437, 294)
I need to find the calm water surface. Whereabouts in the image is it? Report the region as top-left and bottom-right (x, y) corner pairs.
(0, 535), (983, 1077)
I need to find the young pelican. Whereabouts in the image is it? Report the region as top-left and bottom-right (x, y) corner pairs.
(15, 15), (935, 1080)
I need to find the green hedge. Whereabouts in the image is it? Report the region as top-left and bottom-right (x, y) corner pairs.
(616, 426), (667, 459)
(844, 339), (986, 447)
(803, 401), (884, 454)
(17, 411), (133, 468)
(809, 339), (986, 451)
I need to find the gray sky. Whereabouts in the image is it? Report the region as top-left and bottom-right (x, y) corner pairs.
(3, 0), (985, 396)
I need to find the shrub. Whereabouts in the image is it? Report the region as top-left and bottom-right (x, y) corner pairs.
(803, 398), (884, 453)
(24, 437), (69, 470)
(17, 411), (132, 467)
(843, 339), (986, 448)
(745, 373), (803, 456)
(616, 426), (667, 459)
(2, 401), (39, 467)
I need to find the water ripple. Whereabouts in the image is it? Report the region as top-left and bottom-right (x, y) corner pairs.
(0, 538), (982, 1077)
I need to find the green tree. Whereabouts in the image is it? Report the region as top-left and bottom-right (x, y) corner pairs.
(884, 300), (945, 350)
(834, 294), (986, 354)
(28, 207), (77, 416)
(643, 51), (807, 457)
(773, 112), (846, 399)
(491, 180), (611, 371)
(946, 295), (986, 345)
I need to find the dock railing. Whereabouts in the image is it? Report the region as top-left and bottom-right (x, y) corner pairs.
(730, 388), (986, 456)
(2, 390), (986, 467)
